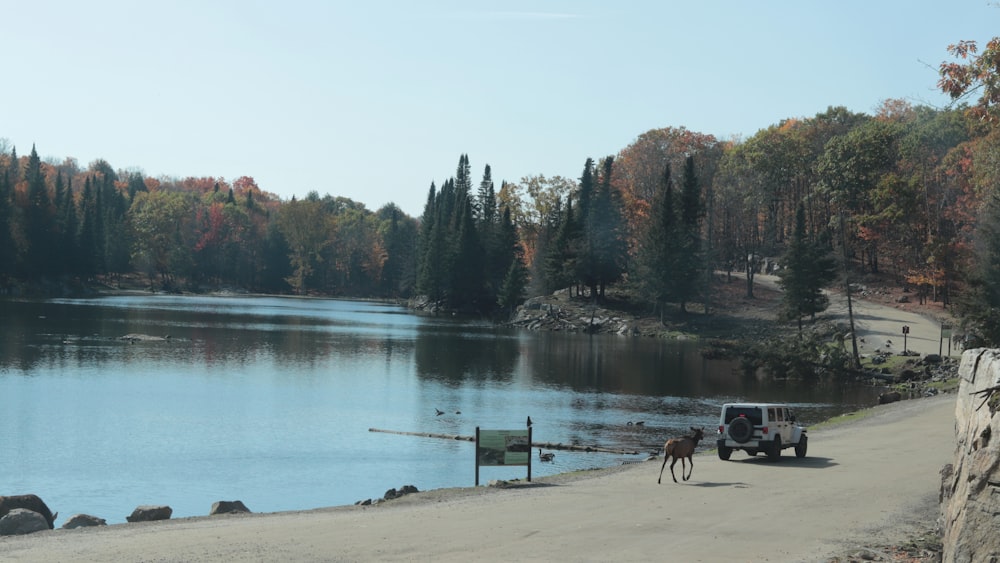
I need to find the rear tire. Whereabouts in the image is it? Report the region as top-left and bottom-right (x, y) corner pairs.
(767, 435), (782, 461)
(728, 417), (753, 443)
(718, 445), (732, 460)
(795, 435), (808, 458)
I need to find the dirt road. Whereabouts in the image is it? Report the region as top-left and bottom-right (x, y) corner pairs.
(1, 393), (955, 562)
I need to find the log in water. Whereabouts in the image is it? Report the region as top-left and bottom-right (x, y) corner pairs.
(367, 428), (641, 455)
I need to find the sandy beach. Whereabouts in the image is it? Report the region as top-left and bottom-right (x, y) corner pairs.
(1, 391), (956, 562)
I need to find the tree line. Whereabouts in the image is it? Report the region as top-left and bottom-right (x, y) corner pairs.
(4, 93), (1000, 343)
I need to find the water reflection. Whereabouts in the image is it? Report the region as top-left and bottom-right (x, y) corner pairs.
(0, 295), (882, 524)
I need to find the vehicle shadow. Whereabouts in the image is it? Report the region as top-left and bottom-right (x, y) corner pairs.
(728, 456), (837, 469)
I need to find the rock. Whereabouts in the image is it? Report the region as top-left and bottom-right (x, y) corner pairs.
(61, 514), (107, 529)
(0, 508), (50, 535)
(941, 349), (1000, 561)
(126, 505), (172, 523)
(923, 353), (943, 364)
(877, 391), (902, 405)
(383, 485), (419, 501)
(209, 500), (251, 515)
(0, 494), (57, 529)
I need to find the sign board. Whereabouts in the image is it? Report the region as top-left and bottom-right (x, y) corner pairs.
(475, 427), (532, 485)
(941, 325), (953, 339)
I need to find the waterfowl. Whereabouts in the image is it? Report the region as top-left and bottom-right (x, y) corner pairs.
(538, 448), (555, 462)
(435, 408), (445, 416)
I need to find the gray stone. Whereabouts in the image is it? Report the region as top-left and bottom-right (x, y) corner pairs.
(209, 500), (251, 515)
(126, 505), (172, 523)
(61, 514), (107, 529)
(0, 508), (49, 535)
(0, 494), (56, 529)
(941, 349), (1000, 562)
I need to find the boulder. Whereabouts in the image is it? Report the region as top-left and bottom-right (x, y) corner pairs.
(878, 391), (902, 405)
(0, 508), (50, 535)
(941, 349), (1000, 561)
(209, 500), (251, 515)
(126, 505), (172, 523)
(0, 494), (57, 529)
(61, 514), (107, 529)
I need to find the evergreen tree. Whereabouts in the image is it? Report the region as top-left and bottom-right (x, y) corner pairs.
(54, 172), (80, 275)
(477, 164), (497, 224)
(544, 197), (578, 294)
(777, 202), (838, 333)
(0, 165), (15, 279)
(675, 155), (703, 312)
(581, 156), (626, 300)
(23, 145), (54, 275)
(449, 193), (486, 311)
(634, 163), (679, 321)
(127, 173), (147, 200)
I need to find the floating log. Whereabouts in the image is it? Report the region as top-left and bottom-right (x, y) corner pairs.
(367, 428), (640, 455)
(368, 428), (473, 442)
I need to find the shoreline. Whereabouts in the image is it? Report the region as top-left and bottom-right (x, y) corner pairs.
(2, 392), (955, 561)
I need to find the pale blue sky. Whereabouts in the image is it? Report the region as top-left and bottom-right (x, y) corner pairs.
(3, 1), (997, 216)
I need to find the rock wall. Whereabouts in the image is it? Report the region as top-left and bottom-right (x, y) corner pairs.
(941, 348), (1000, 563)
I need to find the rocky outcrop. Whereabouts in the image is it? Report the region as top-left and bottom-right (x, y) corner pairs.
(0, 494), (57, 529)
(510, 294), (640, 335)
(61, 514), (107, 529)
(0, 508), (50, 535)
(941, 348), (1000, 562)
(210, 500), (251, 515)
(126, 505), (172, 523)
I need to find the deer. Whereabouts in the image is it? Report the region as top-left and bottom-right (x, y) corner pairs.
(658, 427), (705, 484)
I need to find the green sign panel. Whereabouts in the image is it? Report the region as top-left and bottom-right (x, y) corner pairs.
(477, 429), (530, 466)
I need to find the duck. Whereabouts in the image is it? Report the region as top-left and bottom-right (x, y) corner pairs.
(435, 408), (445, 416)
(538, 448), (555, 462)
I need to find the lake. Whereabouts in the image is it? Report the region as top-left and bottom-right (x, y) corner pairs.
(0, 294), (878, 524)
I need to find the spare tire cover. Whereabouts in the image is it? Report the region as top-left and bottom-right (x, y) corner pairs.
(728, 417), (753, 443)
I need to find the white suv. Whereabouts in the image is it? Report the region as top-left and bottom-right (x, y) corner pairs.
(717, 403), (807, 461)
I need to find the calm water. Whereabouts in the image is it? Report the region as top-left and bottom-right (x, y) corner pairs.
(0, 295), (879, 524)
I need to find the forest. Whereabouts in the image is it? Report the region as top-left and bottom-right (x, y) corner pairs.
(4, 39), (1000, 346)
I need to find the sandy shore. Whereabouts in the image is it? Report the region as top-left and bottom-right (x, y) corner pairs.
(1, 392), (956, 562)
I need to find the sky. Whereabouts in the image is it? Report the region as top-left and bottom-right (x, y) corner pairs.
(3, 0), (998, 217)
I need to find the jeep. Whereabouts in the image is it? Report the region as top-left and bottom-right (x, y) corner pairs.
(717, 403), (807, 461)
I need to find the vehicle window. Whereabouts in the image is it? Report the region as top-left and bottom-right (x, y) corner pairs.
(724, 407), (763, 425)
(768, 407), (776, 422)
(775, 408), (783, 422)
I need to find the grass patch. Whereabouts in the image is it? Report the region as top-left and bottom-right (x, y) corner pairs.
(860, 354), (911, 372)
(926, 377), (960, 393)
(808, 408), (874, 430)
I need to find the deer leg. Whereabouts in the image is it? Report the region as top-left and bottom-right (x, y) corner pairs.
(670, 457), (679, 483)
(657, 455), (669, 484)
(684, 456), (693, 481)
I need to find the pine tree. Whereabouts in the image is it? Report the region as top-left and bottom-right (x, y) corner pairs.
(675, 155), (703, 312)
(582, 156), (626, 300)
(0, 166), (15, 278)
(634, 163), (679, 321)
(23, 145), (54, 275)
(777, 202), (838, 333)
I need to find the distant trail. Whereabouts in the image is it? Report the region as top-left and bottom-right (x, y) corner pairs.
(734, 271), (956, 358)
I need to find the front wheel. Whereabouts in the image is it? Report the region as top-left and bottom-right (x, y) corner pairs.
(795, 435), (808, 458)
(718, 445), (732, 461)
(767, 435), (782, 461)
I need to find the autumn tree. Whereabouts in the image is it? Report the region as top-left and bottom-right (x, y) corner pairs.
(940, 38), (1000, 124)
